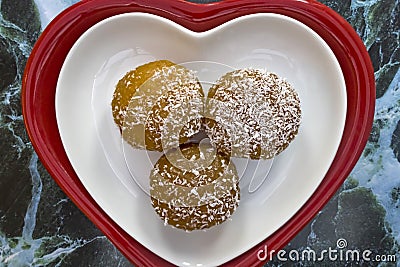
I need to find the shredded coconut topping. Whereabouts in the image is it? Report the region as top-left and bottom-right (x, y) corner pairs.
(150, 143), (240, 231)
(112, 61), (204, 151)
(112, 63), (301, 231)
(204, 68), (301, 159)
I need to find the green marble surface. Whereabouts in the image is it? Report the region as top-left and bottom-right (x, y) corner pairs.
(0, 0), (399, 266)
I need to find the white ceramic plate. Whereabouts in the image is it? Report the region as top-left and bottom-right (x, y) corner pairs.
(56, 13), (346, 266)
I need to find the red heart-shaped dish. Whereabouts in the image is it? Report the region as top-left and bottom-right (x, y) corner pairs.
(22, 0), (374, 266)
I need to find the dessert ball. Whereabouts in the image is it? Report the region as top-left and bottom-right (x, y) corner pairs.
(204, 68), (301, 159)
(150, 143), (240, 231)
(112, 60), (204, 151)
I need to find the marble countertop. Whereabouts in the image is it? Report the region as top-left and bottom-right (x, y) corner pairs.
(0, 0), (399, 266)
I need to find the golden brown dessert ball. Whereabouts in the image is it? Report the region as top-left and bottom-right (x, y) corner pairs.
(150, 143), (240, 231)
(111, 60), (204, 151)
(204, 68), (301, 159)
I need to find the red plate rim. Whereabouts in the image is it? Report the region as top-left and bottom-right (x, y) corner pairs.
(21, 0), (375, 266)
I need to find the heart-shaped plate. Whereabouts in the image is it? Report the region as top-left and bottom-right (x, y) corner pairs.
(56, 11), (346, 266)
(22, 0), (375, 266)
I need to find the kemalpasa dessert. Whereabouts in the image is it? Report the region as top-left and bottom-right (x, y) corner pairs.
(150, 143), (240, 231)
(204, 68), (301, 159)
(111, 60), (204, 151)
